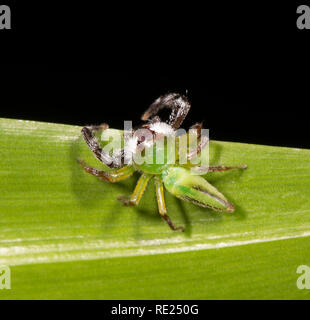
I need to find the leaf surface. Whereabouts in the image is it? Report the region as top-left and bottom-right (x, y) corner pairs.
(1, 118), (310, 299)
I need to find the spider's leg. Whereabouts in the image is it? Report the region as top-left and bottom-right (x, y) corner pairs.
(141, 93), (191, 129)
(190, 122), (203, 136)
(193, 165), (248, 174)
(187, 122), (209, 161)
(207, 165), (248, 172)
(154, 176), (185, 232)
(118, 173), (152, 206)
(82, 125), (124, 169)
(77, 159), (134, 182)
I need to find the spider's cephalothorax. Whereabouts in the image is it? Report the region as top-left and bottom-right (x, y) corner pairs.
(78, 93), (247, 231)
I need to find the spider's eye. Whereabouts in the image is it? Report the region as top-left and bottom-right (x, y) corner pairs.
(138, 136), (145, 143)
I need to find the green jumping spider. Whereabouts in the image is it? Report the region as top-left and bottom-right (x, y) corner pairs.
(78, 93), (247, 231)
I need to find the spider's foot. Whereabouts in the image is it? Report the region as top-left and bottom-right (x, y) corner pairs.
(117, 195), (135, 206)
(173, 225), (185, 232)
(163, 214), (185, 232)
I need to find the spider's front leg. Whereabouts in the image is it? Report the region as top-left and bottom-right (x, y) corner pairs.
(141, 93), (191, 130)
(154, 176), (185, 232)
(81, 124), (124, 169)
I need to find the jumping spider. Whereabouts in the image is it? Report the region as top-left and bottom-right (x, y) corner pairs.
(78, 93), (247, 231)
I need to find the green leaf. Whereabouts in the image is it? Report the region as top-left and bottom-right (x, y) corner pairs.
(1, 118), (310, 299)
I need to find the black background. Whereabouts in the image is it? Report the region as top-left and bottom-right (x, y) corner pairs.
(0, 1), (309, 148)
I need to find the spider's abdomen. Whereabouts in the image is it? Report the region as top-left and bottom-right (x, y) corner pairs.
(161, 166), (235, 212)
